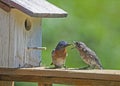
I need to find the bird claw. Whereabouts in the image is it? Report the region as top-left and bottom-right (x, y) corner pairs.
(63, 65), (68, 69)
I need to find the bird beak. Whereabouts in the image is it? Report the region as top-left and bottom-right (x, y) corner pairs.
(65, 43), (72, 47)
(71, 41), (77, 49)
(73, 41), (77, 44)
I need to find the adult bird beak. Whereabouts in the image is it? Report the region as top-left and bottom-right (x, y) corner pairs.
(65, 43), (72, 47)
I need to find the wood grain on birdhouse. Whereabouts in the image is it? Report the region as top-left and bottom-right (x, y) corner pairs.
(10, 9), (42, 68)
(0, 9), (42, 68)
(0, 8), (9, 67)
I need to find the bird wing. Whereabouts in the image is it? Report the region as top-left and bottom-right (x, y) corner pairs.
(50, 49), (55, 65)
(86, 48), (102, 67)
(51, 49), (55, 57)
(85, 47), (96, 57)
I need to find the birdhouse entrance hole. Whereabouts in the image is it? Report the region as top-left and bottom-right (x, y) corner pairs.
(25, 18), (32, 31)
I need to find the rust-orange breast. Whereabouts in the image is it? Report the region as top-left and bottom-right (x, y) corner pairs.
(52, 49), (67, 59)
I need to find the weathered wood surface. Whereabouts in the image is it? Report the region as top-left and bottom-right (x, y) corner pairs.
(0, 7), (42, 86)
(1, 0), (67, 17)
(0, 8), (42, 68)
(9, 9), (42, 67)
(0, 67), (120, 85)
(0, 81), (14, 86)
(38, 83), (52, 86)
(0, 1), (11, 12)
(0, 8), (9, 68)
(0, 8), (14, 86)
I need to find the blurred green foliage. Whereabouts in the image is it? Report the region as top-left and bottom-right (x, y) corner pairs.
(42, 0), (120, 69)
(16, 0), (120, 86)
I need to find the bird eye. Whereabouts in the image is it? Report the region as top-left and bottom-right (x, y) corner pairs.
(76, 42), (79, 44)
(75, 42), (79, 46)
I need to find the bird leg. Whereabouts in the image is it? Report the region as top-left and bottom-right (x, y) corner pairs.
(63, 65), (68, 69)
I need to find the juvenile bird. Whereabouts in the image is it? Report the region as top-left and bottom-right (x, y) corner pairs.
(74, 41), (103, 69)
(51, 41), (71, 68)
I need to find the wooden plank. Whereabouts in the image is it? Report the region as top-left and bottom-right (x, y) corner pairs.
(0, 8), (9, 67)
(9, 9), (41, 67)
(3, 0), (67, 17)
(38, 82), (52, 86)
(0, 68), (120, 85)
(0, 81), (14, 86)
(0, 67), (117, 81)
(0, 0), (11, 6)
(10, 9), (25, 67)
(0, 1), (11, 12)
(0, 67), (120, 82)
(8, 9), (16, 68)
(26, 17), (42, 67)
(0, 74), (120, 86)
(0, 7), (14, 86)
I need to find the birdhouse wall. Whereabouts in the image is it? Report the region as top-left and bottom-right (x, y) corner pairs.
(0, 8), (42, 68)
(0, 8), (9, 67)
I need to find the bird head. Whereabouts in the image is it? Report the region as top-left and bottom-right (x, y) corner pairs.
(73, 41), (86, 49)
(55, 41), (71, 50)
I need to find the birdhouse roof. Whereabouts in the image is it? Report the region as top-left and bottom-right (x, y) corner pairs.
(0, 0), (67, 18)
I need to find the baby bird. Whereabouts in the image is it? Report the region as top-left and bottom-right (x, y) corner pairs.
(51, 41), (71, 68)
(74, 41), (103, 69)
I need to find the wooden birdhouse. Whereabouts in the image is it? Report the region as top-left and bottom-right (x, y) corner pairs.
(0, 0), (67, 68)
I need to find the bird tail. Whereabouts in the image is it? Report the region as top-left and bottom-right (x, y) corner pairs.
(97, 64), (103, 69)
(95, 59), (103, 69)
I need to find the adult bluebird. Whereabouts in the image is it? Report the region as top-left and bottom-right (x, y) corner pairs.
(51, 41), (71, 68)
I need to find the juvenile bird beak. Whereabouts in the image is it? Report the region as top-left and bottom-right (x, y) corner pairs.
(73, 41), (78, 44)
(71, 41), (77, 49)
(73, 41), (76, 43)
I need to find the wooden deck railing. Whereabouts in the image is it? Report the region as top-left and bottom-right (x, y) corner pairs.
(0, 67), (120, 86)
